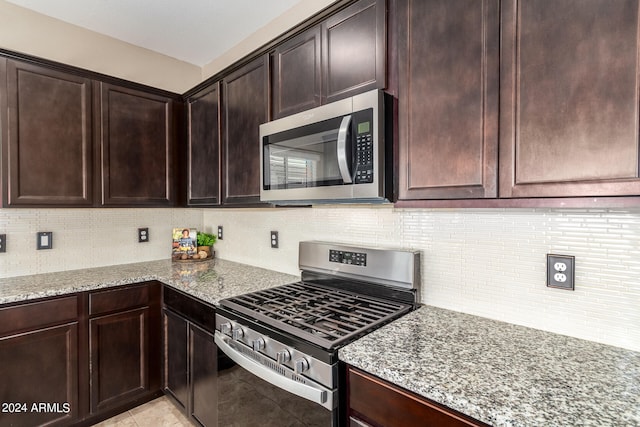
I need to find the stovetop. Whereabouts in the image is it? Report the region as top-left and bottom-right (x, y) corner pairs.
(218, 280), (413, 349)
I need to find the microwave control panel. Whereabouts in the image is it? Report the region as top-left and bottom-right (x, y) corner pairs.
(354, 109), (374, 184)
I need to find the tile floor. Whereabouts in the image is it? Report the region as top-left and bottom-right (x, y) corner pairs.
(93, 396), (192, 427)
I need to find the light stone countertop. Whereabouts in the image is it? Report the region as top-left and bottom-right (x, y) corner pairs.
(339, 305), (640, 427)
(0, 258), (299, 306)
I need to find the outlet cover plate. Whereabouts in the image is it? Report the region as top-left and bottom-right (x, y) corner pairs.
(0, 234), (6, 253)
(270, 231), (279, 248)
(547, 254), (575, 290)
(218, 226), (223, 240)
(37, 232), (53, 250)
(138, 228), (149, 243)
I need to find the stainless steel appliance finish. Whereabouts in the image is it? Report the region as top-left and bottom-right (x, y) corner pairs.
(215, 241), (420, 426)
(259, 89), (392, 204)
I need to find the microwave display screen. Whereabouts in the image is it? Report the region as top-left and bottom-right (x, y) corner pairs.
(358, 121), (370, 134)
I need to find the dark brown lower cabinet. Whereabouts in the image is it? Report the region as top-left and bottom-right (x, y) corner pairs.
(164, 287), (217, 426)
(0, 295), (79, 427)
(347, 366), (488, 427)
(88, 282), (162, 416)
(0, 282), (163, 426)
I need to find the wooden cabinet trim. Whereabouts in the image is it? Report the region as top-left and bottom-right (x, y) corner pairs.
(499, 0), (640, 198)
(89, 283), (149, 316)
(396, 0), (499, 200)
(187, 82), (221, 206)
(322, 0), (386, 103)
(272, 25), (322, 119)
(348, 367), (488, 427)
(89, 307), (149, 413)
(222, 55), (269, 206)
(0, 322), (79, 426)
(98, 82), (175, 206)
(5, 60), (94, 207)
(0, 295), (78, 336)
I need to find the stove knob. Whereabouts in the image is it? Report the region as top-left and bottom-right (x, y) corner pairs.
(294, 357), (309, 374)
(276, 349), (291, 364)
(220, 322), (232, 335)
(252, 337), (265, 351)
(232, 327), (244, 341)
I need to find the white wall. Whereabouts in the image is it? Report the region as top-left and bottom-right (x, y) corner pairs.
(203, 206), (640, 352)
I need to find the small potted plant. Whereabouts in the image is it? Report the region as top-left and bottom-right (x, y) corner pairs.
(196, 232), (217, 258)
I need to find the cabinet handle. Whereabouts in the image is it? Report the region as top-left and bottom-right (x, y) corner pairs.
(337, 115), (353, 184)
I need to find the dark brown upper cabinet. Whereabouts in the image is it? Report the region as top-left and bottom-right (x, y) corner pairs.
(186, 82), (221, 206)
(222, 56), (268, 206)
(395, 0), (500, 200)
(2, 60), (94, 207)
(500, 0), (640, 198)
(97, 82), (176, 206)
(271, 26), (322, 119)
(271, 0), (386, 119)
(322, 0), (386, 103)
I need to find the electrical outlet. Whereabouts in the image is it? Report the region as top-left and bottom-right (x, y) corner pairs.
(37, 232), (53, 250)
(547, 254), (575, 290)
(270, 231), (279, 248)
(0, 234), (6, 253)
(138, 228), (149, 243)
(218, 226), (223, 240)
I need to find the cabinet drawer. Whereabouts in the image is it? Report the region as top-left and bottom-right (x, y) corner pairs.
(348, 368), (487, 427)
(0, 295), (78, 336)
(89, 284), (149, 316)
(163, 286), (215, 333)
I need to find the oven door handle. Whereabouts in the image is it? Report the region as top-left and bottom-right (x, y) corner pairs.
(215, 333), (335, 411)
(337, 115), (353, 184)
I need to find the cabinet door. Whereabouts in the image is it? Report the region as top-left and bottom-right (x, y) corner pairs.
(89, 307), (150, 413)
(187, 82), (221, 206)
(272, 26), (322, 119)
(500, 0), (640, 198)
(396, 0), (500, 200)
(3, 60), (93, 206)
(322, 0), (386, 103)
(0, 323), (79, 427)
(164, 309), (189, 410)
(189, 323), (217, 427)
(98, 82), (175, 206)
(222, 56), (268, 205)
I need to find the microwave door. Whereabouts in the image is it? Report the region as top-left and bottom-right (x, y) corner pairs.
(264, 117), (352, 190)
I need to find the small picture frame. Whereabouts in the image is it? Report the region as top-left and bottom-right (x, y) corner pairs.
(172, 228), (197, 260)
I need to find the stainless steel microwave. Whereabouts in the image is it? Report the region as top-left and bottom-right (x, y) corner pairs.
(259, 89), (392, 204)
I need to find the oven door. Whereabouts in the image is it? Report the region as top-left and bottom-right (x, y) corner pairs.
(215, 332), (337, 426)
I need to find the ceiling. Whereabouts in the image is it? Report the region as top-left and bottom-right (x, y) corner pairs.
(5, 0), (305, 66)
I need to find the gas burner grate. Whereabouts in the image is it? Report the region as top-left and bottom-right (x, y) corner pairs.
(220, 281), (411, 349)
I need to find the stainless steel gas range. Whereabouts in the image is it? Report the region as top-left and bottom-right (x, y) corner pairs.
(215, 241), (420, 426)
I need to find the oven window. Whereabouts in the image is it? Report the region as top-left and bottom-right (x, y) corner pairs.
(263, 116), (348, 190)
(218, 356), (333, 426)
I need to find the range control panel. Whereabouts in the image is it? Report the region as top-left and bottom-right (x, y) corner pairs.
(329, 249), (367, 266)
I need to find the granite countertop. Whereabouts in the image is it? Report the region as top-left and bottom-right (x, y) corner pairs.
(339, 306), (640, 427)
(0, 258), (299, 306)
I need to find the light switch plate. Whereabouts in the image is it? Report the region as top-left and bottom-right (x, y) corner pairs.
(37, 232), (53, 250)
(0, 234), (6, 253)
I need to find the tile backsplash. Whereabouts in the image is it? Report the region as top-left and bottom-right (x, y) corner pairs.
(203, 206), (640, 352)
(1, 206), (638, 352)
(0, 208), (204, 277)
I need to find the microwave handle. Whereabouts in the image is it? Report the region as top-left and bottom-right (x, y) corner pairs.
(337, 115), (353, 184)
